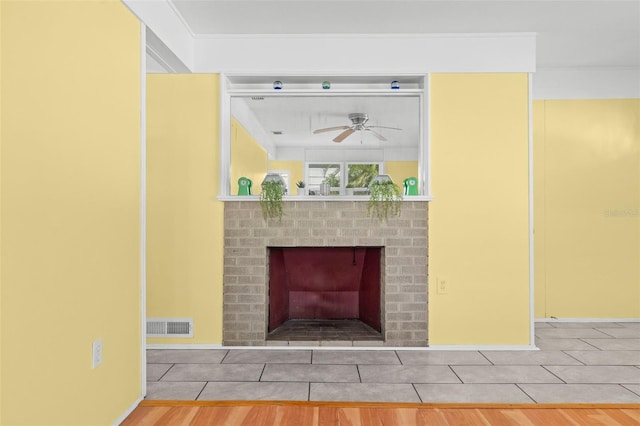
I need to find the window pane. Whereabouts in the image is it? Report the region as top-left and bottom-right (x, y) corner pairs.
(347, 164), (379, 192)
(308, 164), (341, 194)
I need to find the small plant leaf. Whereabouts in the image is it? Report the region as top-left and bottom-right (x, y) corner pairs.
(259, 181), (285, 220)
(367, 181), (403, 222)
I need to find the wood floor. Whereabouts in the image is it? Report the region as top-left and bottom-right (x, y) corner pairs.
(122, 400), (640, 425)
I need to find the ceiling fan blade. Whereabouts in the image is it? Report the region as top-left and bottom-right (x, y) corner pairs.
(367, 125), (402, 131)
(333, 128), (355, 143)
(366, 128), (387, 141)
(313, 125), (350, 134)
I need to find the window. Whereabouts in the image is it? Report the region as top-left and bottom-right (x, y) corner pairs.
(306, 162), (381, 196)
(221, 75), (429, 198)
(306, 163), (341, 195)
(346, 163), (380, 195)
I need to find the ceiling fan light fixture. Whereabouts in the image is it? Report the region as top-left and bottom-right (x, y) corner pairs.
(314, 112), (402, 143)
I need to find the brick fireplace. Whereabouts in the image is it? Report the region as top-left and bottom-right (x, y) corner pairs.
(223, 200), (428, 346)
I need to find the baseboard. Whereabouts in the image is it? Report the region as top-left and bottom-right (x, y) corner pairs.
(147, 343), (223, 349)
(146, 343), (540, 351)
(427, 345), (539, 351)
(536, 318), (639, 323)
(113, 395), (143, 426)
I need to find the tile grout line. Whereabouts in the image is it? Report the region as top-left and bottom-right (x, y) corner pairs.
(448, 365), (464, 384)
(621, 384), (640, 398)
(156, 363), (176, 382)
(561, 351), (587, 366)
(258, 363), (267, 382)
(193, 382), (208, 401)
(579, 338), (604, 351)
(478, 351), (494, 365)
(219, 349), (231, 364)
(514, 383), (539, 403)
(540, 365), (567, 384)
(412, 383), (423, 403)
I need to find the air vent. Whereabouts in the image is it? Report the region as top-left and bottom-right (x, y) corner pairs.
(147, 318), (193, 337)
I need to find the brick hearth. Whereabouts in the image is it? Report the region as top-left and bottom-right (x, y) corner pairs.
(223, 200), (428, 346)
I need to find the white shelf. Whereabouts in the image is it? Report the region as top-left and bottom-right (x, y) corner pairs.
(216, 195), (434, 202)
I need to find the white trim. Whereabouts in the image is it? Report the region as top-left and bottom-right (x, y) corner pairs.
(427, 345), (539, 351)
(194, 33), (536, 73)
(146, 344), (539, 351)
(139, 23), (147, 398)
(194, 32), (538, 41)
(112, 396), (143, 426)
(533, 67), (640, 100)
(147, 343), (223, 350)
(528, 73), (535, 348)
(424, 74), (431, 197)
(216, 195), (434, 202)
(164, 0), (196, 38)
(121, 0), (195, 70)
(219, 73), (231, 197)
(145, 27), (190, 73)
(535, 318), (640, 323)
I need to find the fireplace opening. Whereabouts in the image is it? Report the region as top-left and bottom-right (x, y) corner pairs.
(267, 247), (383, 341)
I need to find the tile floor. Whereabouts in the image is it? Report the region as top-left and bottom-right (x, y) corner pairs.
(146, 322), (640, 403)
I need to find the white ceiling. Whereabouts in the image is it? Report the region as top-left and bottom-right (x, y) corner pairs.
(171, 0), (640, 69)
(233, 94), (421, 150)
(152, 0), (640, 151)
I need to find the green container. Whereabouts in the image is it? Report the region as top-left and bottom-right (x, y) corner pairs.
(238, 177), (252, 195)
(403, 177), (418, 195)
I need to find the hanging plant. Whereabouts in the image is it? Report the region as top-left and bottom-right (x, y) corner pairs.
(368, 176), (403, 222)
(260, 180), (285, 220)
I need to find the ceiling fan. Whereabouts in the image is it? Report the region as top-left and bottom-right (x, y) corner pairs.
(313, 113), (402, 143)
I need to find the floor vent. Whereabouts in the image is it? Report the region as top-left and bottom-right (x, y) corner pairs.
(147, 318), (193, 337)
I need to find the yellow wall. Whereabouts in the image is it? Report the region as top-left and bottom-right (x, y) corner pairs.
(385, 161), (419, 191)
(269, 160), (304, 193)
(146, 74), (223, 345)
(1, 1), (141, 424)
(231, 118), (268, 194)
(534, 99), (640, 318)
(0, 1), (4, 416)
(429, 74), (531, 345)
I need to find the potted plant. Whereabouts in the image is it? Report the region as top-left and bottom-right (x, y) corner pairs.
(368, 175), (403, 222)
(295, 180), (306, 196)
(260, 174), (286, 220)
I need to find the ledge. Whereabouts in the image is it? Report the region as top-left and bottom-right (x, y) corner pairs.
(217, 195), (434, 202)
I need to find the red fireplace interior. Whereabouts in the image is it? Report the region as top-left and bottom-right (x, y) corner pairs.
(268, 247), (381, 332)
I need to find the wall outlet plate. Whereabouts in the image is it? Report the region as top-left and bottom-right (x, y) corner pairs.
(437, 277), (448, 295)
(92, 338), (102, 369)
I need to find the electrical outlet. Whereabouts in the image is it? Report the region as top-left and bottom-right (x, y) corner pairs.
(437, 277), (449, 295)
(92, 339), (102, 369)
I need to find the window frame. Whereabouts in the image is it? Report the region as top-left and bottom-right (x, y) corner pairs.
(219, 74), (431, 200)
